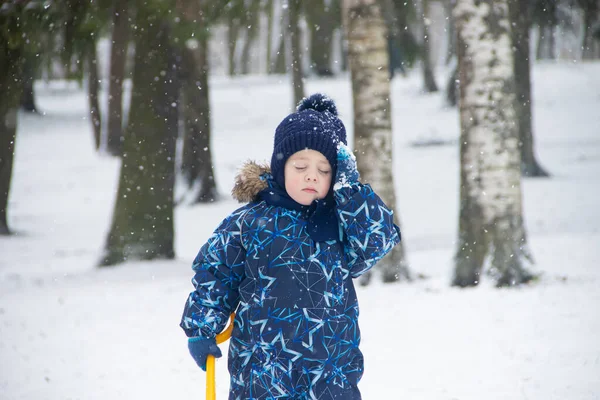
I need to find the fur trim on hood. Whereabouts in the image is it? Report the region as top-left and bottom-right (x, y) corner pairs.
(231, 161), (271, 203)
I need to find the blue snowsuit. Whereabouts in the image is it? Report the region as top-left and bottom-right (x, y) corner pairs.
(181, 163), (401, 399)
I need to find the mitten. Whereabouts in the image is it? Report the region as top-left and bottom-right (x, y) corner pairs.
(188, 337), (222, 371)
(334, 143), (360, 190)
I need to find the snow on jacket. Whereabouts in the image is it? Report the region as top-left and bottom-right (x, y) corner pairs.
(180, 161), (401, 399)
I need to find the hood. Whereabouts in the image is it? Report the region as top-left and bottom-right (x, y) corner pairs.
(231, 161), (271, 203)
(231, 160), (341, 242)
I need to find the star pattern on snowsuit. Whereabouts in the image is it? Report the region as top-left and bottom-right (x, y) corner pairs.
(181, 183), (400, 399)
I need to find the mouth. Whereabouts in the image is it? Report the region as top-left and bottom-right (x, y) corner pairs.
(302, 188), (317, 194)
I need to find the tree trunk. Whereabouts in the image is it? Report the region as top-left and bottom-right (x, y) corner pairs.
(592, 20), (600, 58)
(100, 13), (178, 266)
(343, 0), (411, 284)
(87, 40), (102, 151)
(175, 0), (218, 205)
(241, 2), (260, 75)
(180, 37), (218, 204)
(340, 30), (349, 72)
(381, 0), (405, 79)
(288, 0), (305, 108)
(510, 0), (549, 178)
(535, 24), (543, 60)
(421, 0), (439, 92)
(536, 25), (556, 60)
(0, 46), (23, 236)
(548, 24), (556, 58)
(453, 0), (535, 287)
(445, 63), (458, 107)
(228, 17), (240, 76)
(393, 0), (420, 67)
(20, 53), (38, 113)
(107, 0), (129, 156)
(443, 0), (457, 65)
(266, 0), (274, 73)
(306, 0), (336, 76)
(273, 32), (287, 74)
(581, 2), (600, 60)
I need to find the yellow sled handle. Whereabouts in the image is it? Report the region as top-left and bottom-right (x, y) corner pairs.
(206, 313), (235, 400)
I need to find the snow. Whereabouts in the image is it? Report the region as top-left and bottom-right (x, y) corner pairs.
(1, 62), (600, 399)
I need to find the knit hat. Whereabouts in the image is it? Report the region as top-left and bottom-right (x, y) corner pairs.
(270, 93), (347, 189)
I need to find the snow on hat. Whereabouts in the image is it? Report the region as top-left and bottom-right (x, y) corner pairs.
(270, 93), (347, 189)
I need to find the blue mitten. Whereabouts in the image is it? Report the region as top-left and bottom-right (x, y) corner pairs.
(334, 143), (360, 191)
(188, 337), (222, 371)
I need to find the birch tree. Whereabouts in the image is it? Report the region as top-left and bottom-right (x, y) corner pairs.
(343, 0), (411, 284)
(453, 0), (535, 287)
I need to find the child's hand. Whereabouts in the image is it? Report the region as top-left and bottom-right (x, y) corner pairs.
(334, 143), (360, 190)
(188, 337), (222, 371)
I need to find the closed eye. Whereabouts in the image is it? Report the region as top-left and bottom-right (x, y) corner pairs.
(295, 166), (307, 171)
(319, 170), (331, 174)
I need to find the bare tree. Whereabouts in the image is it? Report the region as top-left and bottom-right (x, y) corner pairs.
(100, 8), (178, 266)
(227, 2), (243, 76)
(534, 0), (557, 60)
(443, 0), (457, 65)
(579, 0), (600, 59)
(510, 0), (549, 177)
(392, 0), (420, 68)
(453, 0), (535, 287)
(106, 0), (130, 156)
(241, 1), (261, 75)
(420, 0), (439, 92)
(60, 0), (105, 151)
(288, 0), (305, 107)
(0, 1), (44, 235)
(0, 35), (23, 236)
(178, 0), (219, 204)
(87, 40), (102, 150)
(381, 0), (406, 78)
(445, 62), (458, 106)
(272, 0), (288, 75)
(305, 0), (340, 76)
(265, 0), (275, 73)
(273, 36), (288, 74)
(343, 0), (411, 284)
(20, 53), (38, 113)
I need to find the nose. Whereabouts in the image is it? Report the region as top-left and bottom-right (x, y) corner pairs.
(305, 171), (317, 182)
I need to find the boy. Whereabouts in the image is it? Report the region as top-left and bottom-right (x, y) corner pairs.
(181, 93), (401, 399)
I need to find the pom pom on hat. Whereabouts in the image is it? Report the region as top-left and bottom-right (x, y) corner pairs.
(296, 93), (338, 116)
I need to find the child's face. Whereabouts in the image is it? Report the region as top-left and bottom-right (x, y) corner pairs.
(284, 149), (332, 205)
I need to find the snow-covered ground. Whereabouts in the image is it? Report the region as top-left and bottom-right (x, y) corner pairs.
(1, 62), (599, 400)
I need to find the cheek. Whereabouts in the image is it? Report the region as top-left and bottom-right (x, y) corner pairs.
(285, 172), (301, 190)
(320, 175), (332, 192)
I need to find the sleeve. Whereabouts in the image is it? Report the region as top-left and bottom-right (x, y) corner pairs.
(335, 183), (401, 278)
(179, 206), (248, 338)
